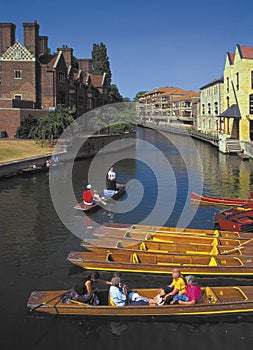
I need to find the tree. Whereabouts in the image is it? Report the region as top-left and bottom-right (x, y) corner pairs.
(109, 84), (123, 102)
(15, 115), (39, 139)
(92, 43), (112, 85)
(31, 105), (75, 143)
(133, 91), (147, 102)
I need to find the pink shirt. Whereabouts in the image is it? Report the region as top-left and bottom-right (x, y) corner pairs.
(185, 285), (203, 303)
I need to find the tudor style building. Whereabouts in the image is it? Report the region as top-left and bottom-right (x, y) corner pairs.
(0, 20), (115, 137)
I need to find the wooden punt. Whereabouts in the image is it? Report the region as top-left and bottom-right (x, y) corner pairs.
(91, 226), (252, 245)
(81, 236), (253, 256)
(27, 286), (253, 320)
(190, 191), (253, 206)
(74, 185), (125, 212)
(214, 203), (253, 232)
(20, 166), (49, 175)
(99, 223), (250, 239)
(66, 249), (253, 276)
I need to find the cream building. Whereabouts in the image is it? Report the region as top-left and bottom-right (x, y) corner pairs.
(219, 45), (253, 152)
(199, 77), (224, 137)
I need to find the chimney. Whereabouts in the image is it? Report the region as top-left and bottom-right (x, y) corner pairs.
(39, 35), (48, 56)
(79, 59), (92, 74)
(23, 20), (40, 56)
(0, 23), (16, 54)
(57, 45), (73, 67)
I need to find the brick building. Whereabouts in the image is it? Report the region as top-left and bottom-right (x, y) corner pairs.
(0, 20), (115, 137)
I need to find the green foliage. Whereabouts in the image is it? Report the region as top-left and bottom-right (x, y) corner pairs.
(31, 105), (75, 142)
(88, 103), (139, 132)
(108, 122), (135, 134)
(15, 115), (39, 139)
(92, 43), (112, 85)
(133, 91), (147, 102)
(109, 84), (123, 101)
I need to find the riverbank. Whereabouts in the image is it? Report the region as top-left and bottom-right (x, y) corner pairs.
(0, 139), (55, 163)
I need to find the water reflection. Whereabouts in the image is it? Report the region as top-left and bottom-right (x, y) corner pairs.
(1, 127), (253, 349)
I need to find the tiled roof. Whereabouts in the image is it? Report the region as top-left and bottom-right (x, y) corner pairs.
(141, 86), (186, 97)
(238, 45), (253, 59)
(228, 53), (235, 64)
(90, 75), (104, 88)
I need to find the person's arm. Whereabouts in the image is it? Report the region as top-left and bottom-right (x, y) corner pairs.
(178, 299), (196, 306)
(85, 280), (92, 294)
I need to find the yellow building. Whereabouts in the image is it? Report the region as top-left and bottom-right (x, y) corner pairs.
(220, 45), (253, 151)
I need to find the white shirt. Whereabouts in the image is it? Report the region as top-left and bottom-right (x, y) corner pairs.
(108, 169), (116, 181)
(109, 286), (126, 306)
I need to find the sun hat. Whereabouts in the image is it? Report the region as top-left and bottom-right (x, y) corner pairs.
(87, 184), (92, 189)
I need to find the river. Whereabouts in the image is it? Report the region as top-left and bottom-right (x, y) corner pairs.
(1, 127), (253, 349)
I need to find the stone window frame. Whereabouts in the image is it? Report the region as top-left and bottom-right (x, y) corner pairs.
(14, 70), (22, 79)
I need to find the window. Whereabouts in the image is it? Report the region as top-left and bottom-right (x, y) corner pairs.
(214, 102), (218, 114)
(227, 96), (230, 108)
(59, 72), (66, 82)
(208, 103), (211, 114)
(226, 77), (229, 92)
(202, 104), (205, 115)
(14, 70), (21, 79)
(249, 94), (253, 114)
(14, 95), (22, 100)
(236, 72), (239, 90)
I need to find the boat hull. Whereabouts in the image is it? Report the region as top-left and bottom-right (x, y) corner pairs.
(190, 192), (252, 206)
(27, 287), (253, 320)
(74, 186), (125, 212)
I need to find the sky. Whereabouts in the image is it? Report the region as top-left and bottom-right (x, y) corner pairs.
(1, 0), (253, 99)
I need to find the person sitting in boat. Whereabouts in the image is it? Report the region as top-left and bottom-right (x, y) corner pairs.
(107, 166), (117, 191)
(156, 268), (186, 305)
(109, 276), (149, 306)
(83, 184), (95, 205)
(45, 159), (51, 167)
(31, 163), (37, 169)
(173, 275), (203, 306)
(109, 276), (128, 306)
(63, 271), (110, 305)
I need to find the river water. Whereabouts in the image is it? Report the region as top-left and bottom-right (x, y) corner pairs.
(1, 127), (253, 349)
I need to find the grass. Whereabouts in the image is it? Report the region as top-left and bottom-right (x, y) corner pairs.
(0, 140), (57, 163)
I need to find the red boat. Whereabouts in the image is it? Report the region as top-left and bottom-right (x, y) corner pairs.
(214, 202), (253, 232)
(190, 191), (253, 206)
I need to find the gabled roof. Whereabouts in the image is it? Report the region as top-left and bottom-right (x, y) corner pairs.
(238, 45), (253, 59)
(227, 53), (235, 65)
(90, 74), (105, 88)
(219, 104), (241, 119)
(200, 77), (224, 90)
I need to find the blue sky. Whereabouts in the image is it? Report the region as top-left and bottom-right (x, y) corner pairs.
(2, 0), (253, 99)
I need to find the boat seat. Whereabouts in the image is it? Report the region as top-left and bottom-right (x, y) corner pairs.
(203, 287), (218, 303)
(108, 293), (116, 306)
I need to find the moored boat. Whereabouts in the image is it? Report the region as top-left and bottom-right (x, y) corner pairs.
(190, 191), (253, 206)
(74, 185), (125, 212)
(20, 165), (50, 175)
(214, 203), (253, 232)
(81, 235), (253, 256)
(66, 249), (253, 276)
(27, 285), (253, 320)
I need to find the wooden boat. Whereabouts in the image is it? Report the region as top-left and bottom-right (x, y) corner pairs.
(92, 225), (252, 242)
(190, 191), (253, 206)
(74, 185), (125, 212)
(27, 285), (253, 320)
(20, 165), (50, 175)
(67, 249), (253, 276)
(81, 235), (253, 256)
(214, 203), (253, 232)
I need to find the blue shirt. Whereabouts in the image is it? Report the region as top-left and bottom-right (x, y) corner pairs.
(109, 286), (127, 306)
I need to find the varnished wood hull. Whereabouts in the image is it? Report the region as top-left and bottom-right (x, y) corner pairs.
(74, 186), (125, 212)
(27, 286), (253, 320)
(214, 203), (253, 232)
(191, 192), (252, 206)
(67, 250), (253, 276)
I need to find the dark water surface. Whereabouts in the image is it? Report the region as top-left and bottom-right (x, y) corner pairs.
(1, 128), (253, 349)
